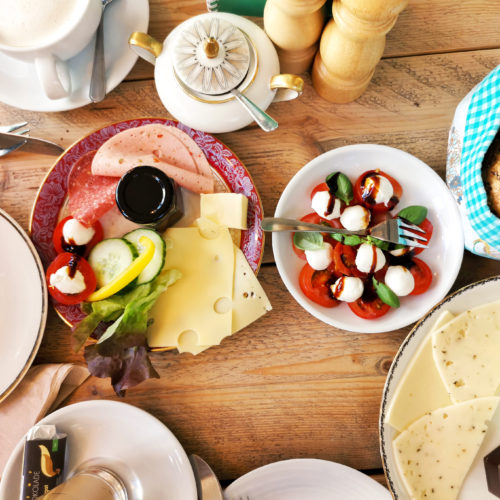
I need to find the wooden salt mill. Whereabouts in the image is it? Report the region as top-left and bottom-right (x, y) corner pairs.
(264, 0), (327, 74)
(312, 0), (408, 103)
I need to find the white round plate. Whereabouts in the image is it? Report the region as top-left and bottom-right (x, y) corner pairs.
(0, 0), (148, 112)
(380, 275), (500, 499)
(0, 209), (47, 402)
(224, 458), (391, 500)
(0, 400), (197, 500)
(273, 144), (464, 333)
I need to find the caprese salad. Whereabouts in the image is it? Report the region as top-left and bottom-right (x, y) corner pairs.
(293, 170), (433, 319)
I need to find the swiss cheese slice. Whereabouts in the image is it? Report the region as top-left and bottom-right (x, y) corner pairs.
(147, 226), (234, 350)
(200, 193), (248, 229)
(174, 244), (272, 354)
(393, 397), (499, 500)
(385, 311), (455, 431)
(432, 300), (500, 402)
(232, 245), (272, 332)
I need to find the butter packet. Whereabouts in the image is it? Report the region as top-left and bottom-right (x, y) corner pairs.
(21, 425), (67, 499)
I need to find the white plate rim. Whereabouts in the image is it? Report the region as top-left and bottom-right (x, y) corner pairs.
(224, 458), (391, 499)
(379, 274), (500, 499)
(0, 208), (47, 403)
(0, 0), (149, 112)
(0, 399), (197, 500)
(272, 144), (465, 334)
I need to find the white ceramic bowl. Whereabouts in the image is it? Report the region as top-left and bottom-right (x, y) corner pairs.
(273, 145), (464, 333)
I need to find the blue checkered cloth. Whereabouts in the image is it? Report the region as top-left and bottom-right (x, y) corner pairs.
(461, 65), (500, 251)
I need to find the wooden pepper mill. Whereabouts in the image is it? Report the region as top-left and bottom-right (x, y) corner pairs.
(264, 0), (327, 74)
(312, 0), (408, 103)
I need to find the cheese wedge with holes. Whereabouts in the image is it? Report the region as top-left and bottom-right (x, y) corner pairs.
(385, 311), (454, 432)
(393, 397), (499, 500)
(170, 244), (272, 354)
(200, 193), (248, 229)
(432, 300), (500, 402)
(147, 226), (234, 350)
(232, 245), (271, 332)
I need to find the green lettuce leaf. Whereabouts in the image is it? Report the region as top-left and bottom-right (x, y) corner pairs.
(71, 269), (181, 396)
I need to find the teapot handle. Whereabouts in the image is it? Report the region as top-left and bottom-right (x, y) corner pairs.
(128, 32), (163, 66)
(270, 74), (304, 102)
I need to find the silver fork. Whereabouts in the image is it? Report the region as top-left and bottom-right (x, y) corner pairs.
(261, 216), (428, 248)
(0, 122), (30, 157)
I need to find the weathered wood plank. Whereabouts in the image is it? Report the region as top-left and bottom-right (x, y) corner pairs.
(125, 0), (500, 81)
(36, 248), (497, 478)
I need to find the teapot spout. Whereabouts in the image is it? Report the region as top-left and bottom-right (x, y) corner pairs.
(129, 32), (163, 66)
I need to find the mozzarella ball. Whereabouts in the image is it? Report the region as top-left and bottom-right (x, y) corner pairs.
(331, 276), (364, 302)
(355, 243), (386, 274)
(389, 246), (412, 257)
(385, 265), (415, 296)
(49, 266), (86, 294)
(311, 191), (341, 220)
(305, 242), (334, 270)
(362, 175), (394, 205)
(63, 218), (95, 246)
(340, 205), (371, 231)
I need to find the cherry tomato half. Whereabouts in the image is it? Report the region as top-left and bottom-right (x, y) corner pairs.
(410, 218), (433, 256)
(46, 252), (97, 305)
(331, 243), (366, 278)
(348, 284), (391, 319)
(53, 216), (103, 256)
(291, 213), (340, 260)
(354, 170), (402, 213)
(310, 182), (329, 200)
(299, 263), (339, 308)
(408, 257), (433, 295)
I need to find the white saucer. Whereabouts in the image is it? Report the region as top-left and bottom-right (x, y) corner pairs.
(0, 209), (47, 402)
(0, 0), (149, 112)
(224, 459), (392, 500)
(0, 400), (197, 500)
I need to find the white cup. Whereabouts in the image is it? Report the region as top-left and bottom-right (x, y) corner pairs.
(0, 0), (102, 100)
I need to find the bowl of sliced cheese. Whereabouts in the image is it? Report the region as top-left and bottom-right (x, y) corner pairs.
(380, 275), (500, 500)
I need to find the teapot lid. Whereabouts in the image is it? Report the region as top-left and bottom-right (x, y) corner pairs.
(173, 16), (250, 95)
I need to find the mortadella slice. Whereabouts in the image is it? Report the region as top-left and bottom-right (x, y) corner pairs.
(91, 125), (214, 194)
(162, 126), (213, 179)
(68, 150), (119, 226)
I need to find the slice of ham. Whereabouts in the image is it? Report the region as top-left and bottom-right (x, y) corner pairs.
(162, 126), (213, 179)
(92, 125), (214, 194)
(68, 150), (119, 226)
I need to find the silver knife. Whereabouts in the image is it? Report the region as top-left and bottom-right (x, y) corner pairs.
(189, 454), (224, 500)
(0, 131), (64, 156)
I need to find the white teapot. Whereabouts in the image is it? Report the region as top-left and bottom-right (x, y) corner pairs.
(129, 12), (304, 133)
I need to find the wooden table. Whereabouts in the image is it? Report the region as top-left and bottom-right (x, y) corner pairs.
(1, 0), (499, 488)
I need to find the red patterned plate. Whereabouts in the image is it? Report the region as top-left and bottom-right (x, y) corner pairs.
(30, 118), (264, 326)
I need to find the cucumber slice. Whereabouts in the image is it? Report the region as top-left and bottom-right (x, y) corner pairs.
(88, 238), (138, 288)
(124, 229), (166, 285)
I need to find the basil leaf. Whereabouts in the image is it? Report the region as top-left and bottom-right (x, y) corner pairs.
(325, 172), (354, 205)
(293, 232), (324, 251)
(343, 235), (362, 246)
(398, 206), (428, 225)
(372, 277), (400, 308)
(365, 236), (390, 251)
(330, 233), (344, 242)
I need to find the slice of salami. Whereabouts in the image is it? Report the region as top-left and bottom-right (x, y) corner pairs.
(68, 150), (119, 226)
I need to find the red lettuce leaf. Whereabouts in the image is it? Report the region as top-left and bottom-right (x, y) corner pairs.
(84, 331), (159, 397)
